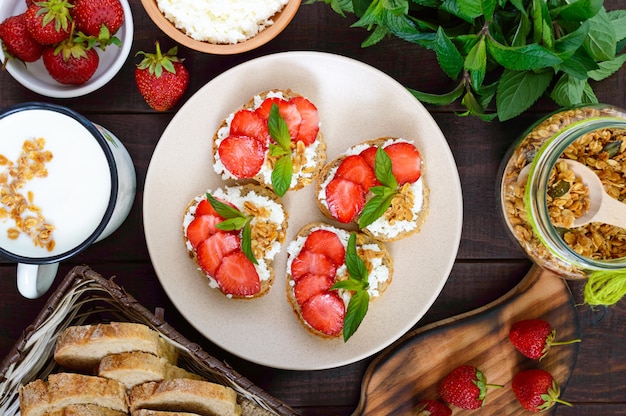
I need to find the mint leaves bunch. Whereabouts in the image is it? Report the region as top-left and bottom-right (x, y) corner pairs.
(309, 0), (626, 121)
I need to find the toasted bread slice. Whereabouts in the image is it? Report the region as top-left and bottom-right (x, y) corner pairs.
(212, 89), (326, 192)
(43, 404), (127, 416)
(182, 184), (288, 299)
(285, 222), (394, 338)
(316, 137), (430, 242)
(132, 411), (201, 416)
(19, 373), (128, 416)
(54, 322), (178, 372)
(98, 351), (204, 389)
(129, 379), (241, 416)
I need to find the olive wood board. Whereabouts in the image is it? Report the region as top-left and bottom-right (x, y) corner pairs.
(354, 265), (581, 415)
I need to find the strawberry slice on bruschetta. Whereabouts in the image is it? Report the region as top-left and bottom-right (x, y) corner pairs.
(286, 223), (393, 341)
(213, 90), (326, 196)
(183, 185), (288, 299)
(316, 137), (430, 242)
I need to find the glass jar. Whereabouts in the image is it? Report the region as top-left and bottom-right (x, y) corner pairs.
(498, 104), (626, 281)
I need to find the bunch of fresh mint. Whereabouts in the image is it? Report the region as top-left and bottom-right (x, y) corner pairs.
(308, 0), (626, 121)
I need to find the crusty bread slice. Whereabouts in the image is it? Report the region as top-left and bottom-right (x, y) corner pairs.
(98, 351), (204, 389)
(182, 184), (288, 299)
(132, 410), (202, 416)
(285, 222), (394, 338)
(212, 89), (326, 192)
(42, 404), (127, 416)
(19, 373), (128, 416)
(54, 322), (178, 372)
(315, 137), (430, 242)
(129, 379), (241, 416)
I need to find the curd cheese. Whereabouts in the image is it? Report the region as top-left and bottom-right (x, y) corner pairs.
(156, 0), (289, 44)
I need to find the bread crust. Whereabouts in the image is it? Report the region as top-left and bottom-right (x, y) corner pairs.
(42, 404), (128, 416)
(285, 222), (394, 339)
(212, 89), (326, 192)
(315, 137), (430, 242)
(182, 184), (288, 299)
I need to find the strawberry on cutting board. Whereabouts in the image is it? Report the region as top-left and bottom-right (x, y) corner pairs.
(135, 42), (189, 112)
(315, 136), (429, 242)
(509, 318), (581, 360)
(212, 89), (326, 197)
(512, 369), (572, 412)
(182, 185), (287, 299)
(413, 400), (451, 416)
(438, 365), (502, 410)
(285, 223), (393, 341)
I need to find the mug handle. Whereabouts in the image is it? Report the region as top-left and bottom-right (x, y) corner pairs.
(17, 263), (59, 299)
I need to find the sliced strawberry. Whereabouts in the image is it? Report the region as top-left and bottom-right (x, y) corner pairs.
(301, 292), (345, 337)
(290, 250), (337, 282)
(256, 97), (302, 140)
(230, 109), (271, 144)
(294, 273), (334, 306)
(325, 177), (366, 223)
(359, 146), (377, 171)
(215, 251), (261, 296)
(335, 155), (379, 190)
(384, 142), (422, 185)
(218, 135), (266, 179)
(196, 232), (240, 276)
(290, 96), (319, 146)
(194, 199), (218, 217)
(186, 214), (222, 249)
(302, 229), (345, 267)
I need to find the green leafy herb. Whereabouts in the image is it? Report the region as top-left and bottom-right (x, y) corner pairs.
(331, 233), (369, 342)
(308, 0), (626, 121)
(206, 193), (257, 265)
(359, 147), (398, 229)
(268, 104), (293, 196)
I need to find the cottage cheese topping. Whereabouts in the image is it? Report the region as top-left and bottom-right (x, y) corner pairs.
(156, 0), (289, 44)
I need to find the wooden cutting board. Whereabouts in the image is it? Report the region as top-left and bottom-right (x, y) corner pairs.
(354, 266), (581, 415)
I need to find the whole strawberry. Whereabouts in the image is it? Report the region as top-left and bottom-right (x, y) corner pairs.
(42, 37), (99, 85)
(0, 13), (43, 63)
(135, 42), (189, 112)
(71, 0), (124, 37)
(414, 399), (451, 416)
(509, 319), (581, 360)
(512, 369), (572, 412)
(439, 365), (502, 410)
(24, 0), (72, 45)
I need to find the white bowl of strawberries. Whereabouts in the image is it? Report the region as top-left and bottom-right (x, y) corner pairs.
(0, 0), (133, 98)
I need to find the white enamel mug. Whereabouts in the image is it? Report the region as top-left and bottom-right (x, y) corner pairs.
(0, 103), (136, 298)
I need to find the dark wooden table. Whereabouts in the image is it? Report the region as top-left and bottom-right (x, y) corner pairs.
(2, 1), (626, 415)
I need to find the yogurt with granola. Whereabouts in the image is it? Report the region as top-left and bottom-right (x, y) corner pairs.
(156, 0), (289, 44)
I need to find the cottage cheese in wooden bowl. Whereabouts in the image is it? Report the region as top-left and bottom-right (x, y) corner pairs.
(141, 0), (300, 54)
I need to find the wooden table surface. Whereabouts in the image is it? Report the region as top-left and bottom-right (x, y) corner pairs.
(1, 1), (626, 415)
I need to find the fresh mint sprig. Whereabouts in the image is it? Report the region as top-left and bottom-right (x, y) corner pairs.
(268, 104), (293, 197)
(331, 233), (370, 342)
(206, 193), (257, 265)
(308, 0), (626, 121)
(358, 147), (398, 229)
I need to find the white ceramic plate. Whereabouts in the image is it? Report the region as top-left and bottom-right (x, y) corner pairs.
(143, 51), (463, 370)
(0, 0), (133, 98)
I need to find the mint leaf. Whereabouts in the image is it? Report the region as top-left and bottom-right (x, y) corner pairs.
(584, 8), (617, 61)
(531, 0), (554, 48)
(271, 155), (292, 197)
(345, 233), (368, 282)
(216, 217), (248, 231)
(268, 104), (291, 149)
(207, 193), (246, 220)
(487, 40), (562, 71)
(206, 193), (256, 265)
(457, 0), (483, 19)
(554, 21), (589, 60)
(496, 69), (553, 121)
(374, 147), (398, 189)
(241, 223), (257, 265)
(588, 53), (626, 81)
(552, 0), (603, 21)
(342, 290), (369, 341)
(434, 27), (464, 79)
(408, 83), (464, 105)
(608, 9), (626, 41)
(549, 74), (585, 107)
(359, 188), (396, 229)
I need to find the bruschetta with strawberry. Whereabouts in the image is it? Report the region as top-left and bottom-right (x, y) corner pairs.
(183, 185), (288, 299)
(286, 223), (393, 341)
(315, 137), (430, 242)
(212, 89), (326, 196)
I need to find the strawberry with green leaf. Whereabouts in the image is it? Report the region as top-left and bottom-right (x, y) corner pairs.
(24, 0), (72, 45)
(42, 34), (99, 85)
(135, 42), (189, 112)
(509, 319), (581, 360)
(71, 0), (124, 37)
(512, 369), (572, 412)
(414, 400), (451, 416)
(439, 365), (502, 410)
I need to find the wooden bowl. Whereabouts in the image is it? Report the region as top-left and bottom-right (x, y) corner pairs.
(140, 0), (301, 55)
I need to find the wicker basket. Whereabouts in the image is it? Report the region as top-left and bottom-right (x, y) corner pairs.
(0, 265), (299, 416)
